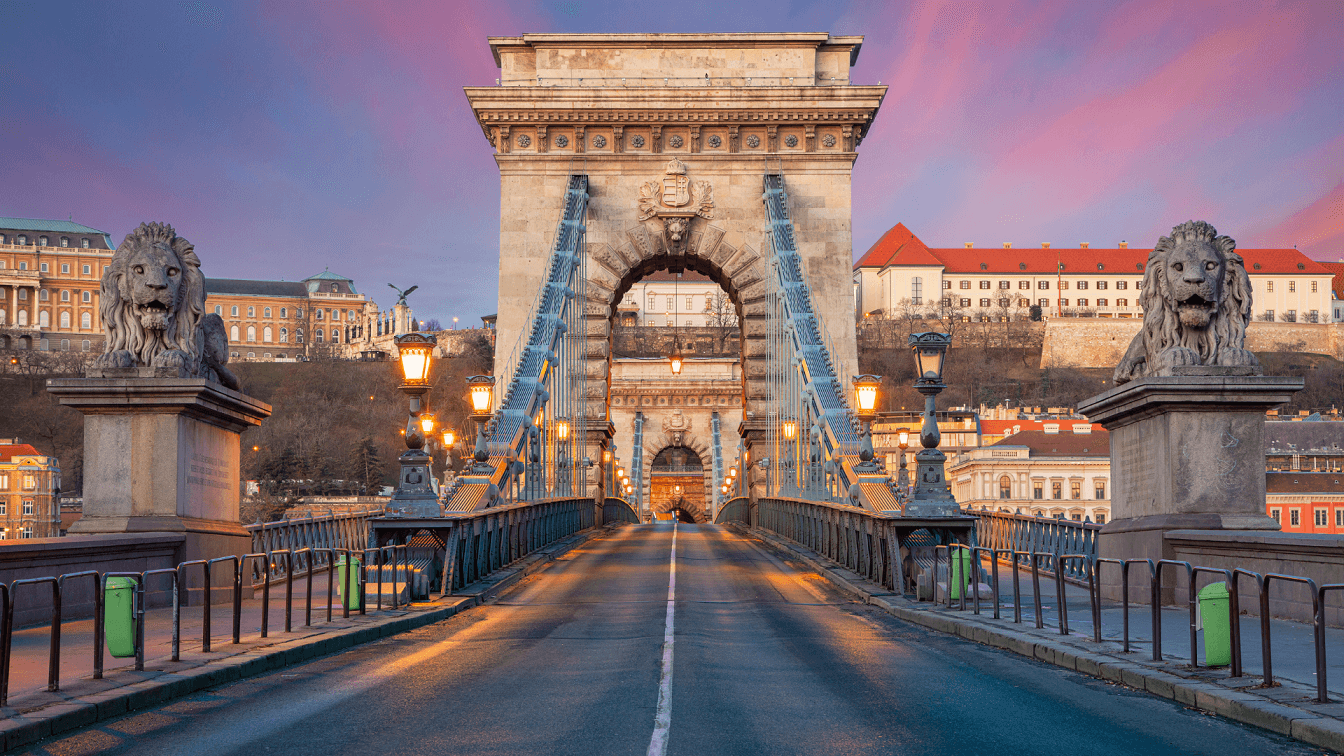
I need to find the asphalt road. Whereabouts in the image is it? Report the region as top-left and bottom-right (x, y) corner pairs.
(19, 523), (1325, 756)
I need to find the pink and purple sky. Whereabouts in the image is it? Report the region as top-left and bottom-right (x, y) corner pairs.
(2, 1), (1341, 323)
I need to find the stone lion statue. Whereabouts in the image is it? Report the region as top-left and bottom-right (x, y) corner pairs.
(94, 222), (239, 390)
(1114, 220), (1257, 384)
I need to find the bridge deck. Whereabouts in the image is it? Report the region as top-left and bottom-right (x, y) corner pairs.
(17, 524), (1320, 755)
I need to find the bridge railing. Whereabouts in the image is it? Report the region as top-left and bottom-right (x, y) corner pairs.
(0, 496), (616, 706)
(246, 505), (384, 584)
(967, 509), (1100, 582)
(601, 497), (640, 525)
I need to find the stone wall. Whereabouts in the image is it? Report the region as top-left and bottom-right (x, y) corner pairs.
(1041, 319), (1344, 369)
(859, 320), (1045, 350)
(611, 325), (739, 358)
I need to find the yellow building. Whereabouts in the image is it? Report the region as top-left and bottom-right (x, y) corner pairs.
(0, 218), (115, 353)
(205, 271), (377, 361)
(0, 440), (61, 539)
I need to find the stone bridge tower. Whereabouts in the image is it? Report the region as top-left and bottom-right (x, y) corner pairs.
(465, 34), (886, 502)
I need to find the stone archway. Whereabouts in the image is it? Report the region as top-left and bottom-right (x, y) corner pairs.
(583, 219), (769, 422)
(646, 444), (710, 523)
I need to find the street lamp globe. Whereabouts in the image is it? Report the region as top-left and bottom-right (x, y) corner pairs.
(395, 333), (436, 385)
(442, 429), (455, 447)
(852, 375), (882, 418)
(556, 417), (571, 441)
(782, 419), (797, 440)
(603, 450), (612, 464)
(467, 375), (495, 415)
(909, 332), (952, 383)
(419, 413), (435, 434)
(669, 344), (683, 376)
(898, 430), (909, 449)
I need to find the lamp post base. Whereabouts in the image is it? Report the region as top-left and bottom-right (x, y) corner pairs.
(388, 449), (440, 518)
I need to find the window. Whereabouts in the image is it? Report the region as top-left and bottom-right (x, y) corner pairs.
(943, 280), (951, 289)
(82, 340), (90, 352)
(82, 291), (91, 303)
(296, 309), (303, 318)
(1117, 298), (1128, 307)
(686, 296), (693, 310)
(1097, 298), (1108, 307)
(647, 295), (657, 311)
(0, 233), (5, 243)
(18, 262), (26, 271)
(231, 305), (239, 317)
(1033, 482), (1043, 500)
(998, 281), (1010, 289)
(331, 283), (339, 292)
(1116, 281), (1127, 290)
(264, 307), (271, 318)
(61, 263), (70, 273)
(247, 306), (255, 317)
(998, 298), (1010, 308)
(39, 289), (49, 301)
(331, 328), (340, 342)
(979, 281), (990, 289)
(60, 290), (70, 302)
(959, 280), (970, 290)
(666, 296), (674, 310)
(331, 309), (340, 321)
(1267, 281), (1274, 293)
(979, 298), (990, 308)
(280, 308), (287, 318)
(1316, 509), (1328, 528)
(0, 474), (7, 490)
(246, 326), (256, 342)
(40, 263), (48, 273)
(280, 327), (288, 343)
(1312, 281), (1318, 293)
(1038, 281), (1050, 289)
(20, 527), (31, 540)
(263, 326), (273, 343)
(315, 330), (324, 342)
(348, 310), (356, 320)
(316, 309), (324, 320)
(17, 235), (26, 245)
(1038, 298), (1049, 307)
(22, 475), (35, 491)
(1052, 481), (1062, 499)
(1071, 513), (1082, 522)
(1077, 298), (1088, 307)
(78, 312), (90, 330)
(59, 312), (70, 328)
(38, 311), (49, 327)
(82, 238), (90, 249)
(911, 276), (923, 305)
(247, 352), (256, 359)
(1286, 310), (1297, 322)
(1069, 481), (1080, 499)
(1290, 509), (1300, 526)
(1018, 280), (1030, 289)
(296, 329), (304, 343)
(1096, 281), (1108, 290)
(1270, 508), (1281, 524)
(39, 236), (48, 246)
(1336, 510), (1343, 528)
(214, 305), (222, 315)
(1095, 513), (1106, 525)
(1289, 281), (1296, 293)
(1076, 281), (1088, 290)
(1095, 482), (1106, 499)
(17, 289), (26, 300)
(999, 476), (1012, 499)
(960, 298), (971, 307)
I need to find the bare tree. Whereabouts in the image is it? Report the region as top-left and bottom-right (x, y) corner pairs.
(706, 290), (738, 351)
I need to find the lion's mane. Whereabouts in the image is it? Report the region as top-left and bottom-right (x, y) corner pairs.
(1115, 221), (1253, 383)
(99, 222), (206, 372)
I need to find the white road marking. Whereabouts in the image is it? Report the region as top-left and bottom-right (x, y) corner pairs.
(647, 521), (678, 756)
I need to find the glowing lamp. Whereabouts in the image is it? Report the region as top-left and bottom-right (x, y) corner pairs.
(603, 450), (612, 463)
(467, 375), (495, 415)
(442, 429), (455, 447)
(669, 345), (683, 376)
(729, 466), (737, 478)
(420, 413), (435, 434)
(394, 333), (436, 385)
(782, 419), (797, 440)
(852, 375), (882, 416)
(556, 417), (570, 441)
(617, 467), (625, 479)
(674, 485), (681, 494)
(898, 430), (910, 448)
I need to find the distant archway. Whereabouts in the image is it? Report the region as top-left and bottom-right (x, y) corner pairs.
(649, 446), (709, 523)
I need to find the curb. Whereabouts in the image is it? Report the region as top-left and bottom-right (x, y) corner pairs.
(733, 524), (1344, 754)
(0, 523), (623, 752)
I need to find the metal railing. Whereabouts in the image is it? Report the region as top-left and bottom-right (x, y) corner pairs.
(0, 496), (604, 706)
(970, 509), (1100, 581)
(601, 497), (640, 525)
(246, 506), (384, 583)
(754, 497), (904, 591)
(715, 497), (751, 525)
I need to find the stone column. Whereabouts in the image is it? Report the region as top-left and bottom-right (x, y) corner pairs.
(1077, 367), (1301, 569)
(47, 368), (272, 565)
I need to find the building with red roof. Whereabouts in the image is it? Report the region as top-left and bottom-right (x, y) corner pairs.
(948, 426), (1112, 523)
(854, 222), (1334, 324)
(0, 439), (61, 539)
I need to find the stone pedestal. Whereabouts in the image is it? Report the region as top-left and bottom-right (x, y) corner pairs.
(1077, 367), (1301, 571)
(47, 369), (272, 566)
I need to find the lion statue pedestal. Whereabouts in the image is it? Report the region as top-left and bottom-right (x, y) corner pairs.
(1078, 221), (1304, 599)
(46, 223), (271, 574)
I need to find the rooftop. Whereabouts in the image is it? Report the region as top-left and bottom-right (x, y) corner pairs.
(986, 429), (1109, 457)
(0, 217), (115, 248)
(1266, 472), (1344, 495)
(205, 278), (310, 298)
(0, 443), (43, 464)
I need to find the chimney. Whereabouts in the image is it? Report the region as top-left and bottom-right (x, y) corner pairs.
(964, 242), (973, 248)
(1003, 242), (1012, 249)
(1080, 242), (1089, 249)
(1041, 242), (1051, 249)
(1119, 240), (1128, 248)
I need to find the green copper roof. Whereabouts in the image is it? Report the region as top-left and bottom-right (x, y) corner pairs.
(0, 217), (114, 247)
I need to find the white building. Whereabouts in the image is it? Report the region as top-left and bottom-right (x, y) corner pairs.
(855, 223), (1334, 324)
(616, 270), (735, 327)
(949, 428), (1111, 524)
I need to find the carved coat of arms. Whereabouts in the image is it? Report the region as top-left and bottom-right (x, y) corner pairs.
(637, 159), (714, 254)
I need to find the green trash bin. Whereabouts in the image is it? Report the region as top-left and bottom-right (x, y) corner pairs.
(104, 577), (138, 659)
(335, 556), (362, 611)
(949, 549), (972, 601)
(1198, 582), (1232, 667)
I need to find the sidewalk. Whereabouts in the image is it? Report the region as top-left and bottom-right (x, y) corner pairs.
(742, 526), (1344, 753)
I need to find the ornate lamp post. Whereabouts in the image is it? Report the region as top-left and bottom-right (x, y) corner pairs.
(896, 429), (911, 502)
(391, 332), (440, 517)
(904, 332), (958, 516)
(441, 428), (456, 473)
(466, 375), (495, 475)
(781, 419), (798, 492)
(554, 416), (572, 495)
(852, 375), (882, 474)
